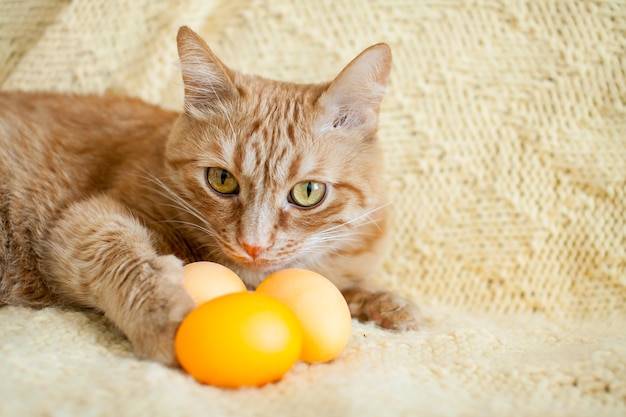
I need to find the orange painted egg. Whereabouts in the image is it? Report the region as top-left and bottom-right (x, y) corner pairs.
(182, 262), (246, 306)
(256, 269), (351, 363)
(175, 292), (303, 388)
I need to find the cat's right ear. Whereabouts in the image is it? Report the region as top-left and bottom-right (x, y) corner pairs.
(317, 43), (392, 134)
(177, 26), (237, 117)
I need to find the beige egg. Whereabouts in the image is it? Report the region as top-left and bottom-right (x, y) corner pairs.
(256, 269), (352, 363)
(183, 262), (246, 306)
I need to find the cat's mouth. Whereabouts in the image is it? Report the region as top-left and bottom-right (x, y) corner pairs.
(229, 254), (281, 272)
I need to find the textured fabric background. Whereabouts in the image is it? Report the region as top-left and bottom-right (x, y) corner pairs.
(1, 0), (625, 416)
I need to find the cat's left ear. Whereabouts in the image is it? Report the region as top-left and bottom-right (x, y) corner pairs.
(318, 44), (392, 133)
(176, 26), (237, 117)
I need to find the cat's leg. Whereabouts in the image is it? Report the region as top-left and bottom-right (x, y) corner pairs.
(41, 194), (195, 366)
(341, 285), (421, 331)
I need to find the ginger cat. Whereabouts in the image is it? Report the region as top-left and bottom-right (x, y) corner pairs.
(0, 27), (419, 365)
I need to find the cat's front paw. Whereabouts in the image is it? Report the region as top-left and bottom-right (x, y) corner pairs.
(342, 286), (421, 331)
(123, 255), (195, 366)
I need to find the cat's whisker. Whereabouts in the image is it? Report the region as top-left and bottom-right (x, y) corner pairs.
(196, 242), (224, 254)
(309, 244), (354, 263)
(139, 176), (231, 258)
(157, 218), (215, 238)
(300, 204), (388, 253)
(154, 202), (211, 226)
(303, 229), (360, 249)
(140, 174), (213, 232)
(156, 195), (209, 229)
(318, 204), (388, 235)
(364, 213), (384, 233)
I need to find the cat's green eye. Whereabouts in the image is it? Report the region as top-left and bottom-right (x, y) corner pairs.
(289, 181), (327, 208)
(207, 168), (239, 195)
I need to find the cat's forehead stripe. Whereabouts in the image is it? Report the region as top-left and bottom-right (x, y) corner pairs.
(286, 123), (296, 146)
(287, 154), (302, 181)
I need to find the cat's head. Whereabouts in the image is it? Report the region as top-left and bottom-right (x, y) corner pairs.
(165, 27), (391, 280)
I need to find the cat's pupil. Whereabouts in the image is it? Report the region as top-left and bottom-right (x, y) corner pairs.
(306, 181), (312, 197)
(220, 170), (228, 185)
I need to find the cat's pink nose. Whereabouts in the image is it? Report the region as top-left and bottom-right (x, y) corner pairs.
(241, 242), (268, 259)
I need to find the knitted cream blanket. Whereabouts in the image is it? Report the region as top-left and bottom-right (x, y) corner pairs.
(1, 1), (625, 416)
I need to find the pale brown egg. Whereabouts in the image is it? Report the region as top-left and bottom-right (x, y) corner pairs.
(256, 269), (352, 363)
(182, 262), (246, 306)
